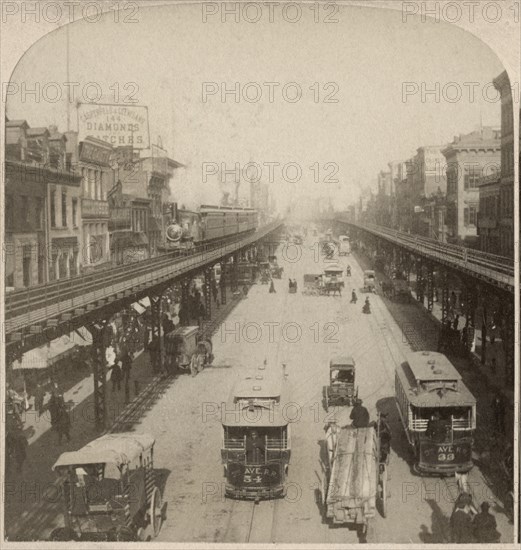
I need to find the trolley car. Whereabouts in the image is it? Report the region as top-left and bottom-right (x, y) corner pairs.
(395, 351), (476, 475)
(221, 367), (291, 500)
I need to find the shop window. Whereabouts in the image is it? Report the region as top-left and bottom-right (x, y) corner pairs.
(62, 192), (67, 227)
(50, 191), (56, 228)
(72, 199), (78, 227)
(22, 245), (32, 287)
(6, 195), (14, 229)
(464, 166), (480, 190)
(38, 245), (45, 284)
(21, 195), (29, 225)
(35, 197), (44, 230)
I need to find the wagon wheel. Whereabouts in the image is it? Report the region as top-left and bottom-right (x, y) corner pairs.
(379, 464), (388, 518)
(149, 486), (163, 538)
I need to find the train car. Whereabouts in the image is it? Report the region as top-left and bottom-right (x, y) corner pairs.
(395, 351), (476, 475)
(221, 366), (291, 500)
(162, 204), (258, 252)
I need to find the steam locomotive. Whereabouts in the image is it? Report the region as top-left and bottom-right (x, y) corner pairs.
(161, 204), (258, 251)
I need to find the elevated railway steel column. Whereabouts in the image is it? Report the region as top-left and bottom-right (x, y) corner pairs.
(480, 304), (488, 364)
(87, 321), (110, 430)
(415, 258), (425, 305)
(231, 253), (239, 292)
(204, 267), (212, 320)
(220, 259), (227, 305)
(440, 271), (449, 322)
(426, 263), (434, 313)
(503, 300), (514, 386)
(149, 293), (164, 374)
(180, 279), (191, 326)
(463, 283), (478, 355)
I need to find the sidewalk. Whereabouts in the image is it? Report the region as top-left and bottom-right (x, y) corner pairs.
(4, 284), (244, 541)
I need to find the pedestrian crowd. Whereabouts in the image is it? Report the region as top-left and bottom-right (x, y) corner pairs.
(450, 494), (500, 543)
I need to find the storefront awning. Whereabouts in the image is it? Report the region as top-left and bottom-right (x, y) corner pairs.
(139, 297), (151, 308)
(131, 301), (146, 315)
(74, 326), (93, 346)
(11, 333), (79, 371)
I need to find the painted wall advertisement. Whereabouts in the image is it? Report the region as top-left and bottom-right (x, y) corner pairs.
(77, 103), (150, 149)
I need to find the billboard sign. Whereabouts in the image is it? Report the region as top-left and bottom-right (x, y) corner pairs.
(77, 103), (150, 149)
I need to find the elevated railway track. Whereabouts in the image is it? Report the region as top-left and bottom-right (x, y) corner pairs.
(335, 220), (514, 292)
(5, 221), (283, 345)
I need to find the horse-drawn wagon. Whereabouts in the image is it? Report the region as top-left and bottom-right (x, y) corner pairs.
(50, 433), (164, 541)
(320, 418), (390, 542)
(164, 326), (213, 376)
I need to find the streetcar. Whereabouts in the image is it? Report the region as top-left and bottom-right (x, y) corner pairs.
(220, 367), (291, 500)
(395, 351), (476, 475)
(50, 433), (164, 541)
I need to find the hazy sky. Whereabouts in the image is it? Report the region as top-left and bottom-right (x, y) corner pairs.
(6, 3), (504, 211)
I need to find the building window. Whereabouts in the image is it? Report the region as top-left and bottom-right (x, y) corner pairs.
(38, 244), (45, 284)
(35, 197), (44, 230)
(6, 195), (14, 229)
(21, 195), (29, 224)
(72, 199), (78, 227)
(446, 169), (457, 194)
(22, 245), (32, 287)
(50, 191), (56, 227)
(464, 166), (480, 190)
(62, 192), (67, 227)
(464, 206), (477, 226)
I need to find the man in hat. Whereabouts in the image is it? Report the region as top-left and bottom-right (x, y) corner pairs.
(246, 430), (265, 464)
(473, 502), (499, 542)
(450, 499), (474, 543)
(34, 383), (45, 418)
(350, 398), (370, 428)
(491, 390), (506, 435)
(426, 411), (448, 442)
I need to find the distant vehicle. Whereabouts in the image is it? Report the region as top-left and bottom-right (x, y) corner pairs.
(395, 351), (476, 475)
(164, 326), (213, 376)
(363, 270), (376, 293)
(338, 235), (351, 256)
(258, 261), (271, 284)
(214, 264), (221, 285)
(323, 265), (345, 288)
(268, 255), (284, 279)
(51, 433), (164, 541)
(221, 366), (291, 500)
(325, 356), (358, 409)
(391, 279), (411, 302)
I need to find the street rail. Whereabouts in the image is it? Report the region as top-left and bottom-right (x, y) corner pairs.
(335, 220), (514, 291)
(5, 221), (283, 335)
